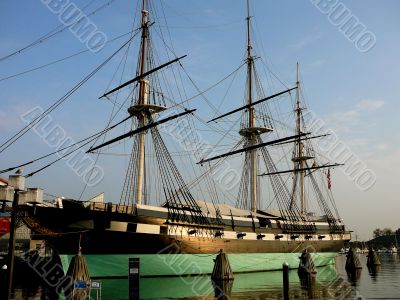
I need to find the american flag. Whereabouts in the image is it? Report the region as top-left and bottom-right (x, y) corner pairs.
(327, 169), (331, 190)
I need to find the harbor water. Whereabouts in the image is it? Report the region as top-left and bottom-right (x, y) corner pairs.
(6, 252), (400, 299)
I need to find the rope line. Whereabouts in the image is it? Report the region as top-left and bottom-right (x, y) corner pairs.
(0, 29), (139, 83)
(0, 35), (137, 154)
(0, 0), (117, 63)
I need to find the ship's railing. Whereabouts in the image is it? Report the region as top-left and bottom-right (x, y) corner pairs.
(89, 202), (135, 215)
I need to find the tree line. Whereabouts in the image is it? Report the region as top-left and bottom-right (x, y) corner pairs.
(373, 227), (400, 238)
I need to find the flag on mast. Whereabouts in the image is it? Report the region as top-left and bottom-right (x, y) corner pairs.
(327, 169), (331, 190)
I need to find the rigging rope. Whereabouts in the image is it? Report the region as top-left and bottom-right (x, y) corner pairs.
(0, 0), (117, 63)
(0, 35), (137, 154)
(79, 26), (139, 200)
(0, 116), (131, 175)
(0, 29), (139, 83)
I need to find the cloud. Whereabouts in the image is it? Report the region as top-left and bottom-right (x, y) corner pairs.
(376, 144), (388, 150)
(308, 59), (327, 68)
(325, 99), (384, 134)
(290, 32), (322, 50)
(366, 149), (400, 177)
(347, 138), (369, 147)
(355, 99), (384, 111)
(0, 103), (32, 131)
(326, 110), (358, 133)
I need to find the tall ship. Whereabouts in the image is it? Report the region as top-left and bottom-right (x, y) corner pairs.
(1, 0), (350, 277)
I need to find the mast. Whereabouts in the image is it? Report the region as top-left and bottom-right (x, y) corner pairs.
(135, 0), (150, 205)
(292, 63), (315, 214)
(246, 0), (257, 212)
(237, 0), (273, 212)
(128, 0), (168, 205)
(295, 63), (306, 213)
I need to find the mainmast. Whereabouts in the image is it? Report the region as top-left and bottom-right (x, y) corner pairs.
(128, 0), (166, 205)
(238, 0), (272, 212)
(246, 0), (257, 213)
(135, 0), (149, 205)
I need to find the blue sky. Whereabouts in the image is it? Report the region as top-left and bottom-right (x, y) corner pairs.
(0, 0), (399, 240)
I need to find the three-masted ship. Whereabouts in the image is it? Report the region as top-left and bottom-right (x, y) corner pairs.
(3, 0), (350, 277)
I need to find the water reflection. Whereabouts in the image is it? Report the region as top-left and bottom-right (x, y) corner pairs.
(12, 254), (400, 299)
(115, 263), (354, 299)
(367, 264), (381, 281)
(12, 264), (354, 299)
(346, 268), (362, 285)
(212, 280), (233, 300)
(299, 274), (317, 299)
(337, 252), (400, 298)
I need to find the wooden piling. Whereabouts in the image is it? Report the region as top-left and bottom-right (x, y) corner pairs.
(6, 191), (19, 299)
(367, 247), (381, 267)
(298, 249), (317, 276)
(66, 248), (91, 299)
(347, 268), (362, 283)
(299, 273), (317, 298)
(283, 262), (289, 300)
(129, 258), (140, 300)
(345, 247), (362, 271)
(211, 249), (234, 281)
(1, 264), (7, 297)
(212, 279), (233, 300)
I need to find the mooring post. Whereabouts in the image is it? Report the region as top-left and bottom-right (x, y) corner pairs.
(1, 264), (7, 298)
(6, 190), (19, 299)
(345, 247), (362, 272)
(298, 249), (317, 276)
(367, 246), (381, 267)
(211, 249), (234, 281)
(283, 262), (289, 300)
(129, 258), (140, 300)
